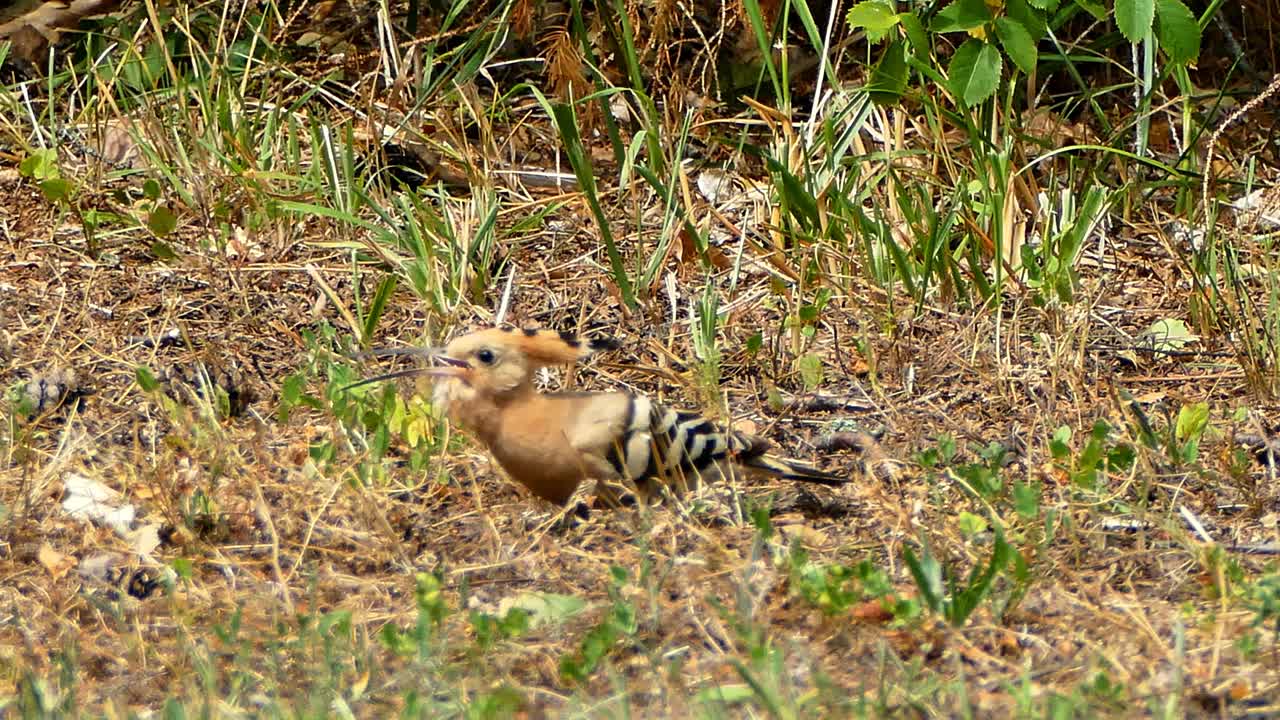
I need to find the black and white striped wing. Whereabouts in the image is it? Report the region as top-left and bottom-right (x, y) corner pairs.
(605, 395), (748, 487)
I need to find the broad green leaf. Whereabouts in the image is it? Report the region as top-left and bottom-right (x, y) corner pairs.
(995, 17), (1037, 74)
(1115, 0), (1155, 43)
(1072, 0), (1107, 19)
(1006, 0), (1047, 40)
(39, 178), (73, 203)
(957, 511), (989, 536)
(846, 0), (901, 40)
(1140, 317), (1196, 352)
(21, 149), (59, 181)
(931, 0), (992, 32)
(148, 206), (178, 236)
(869, 39), (909, 105)
(948, 39), (1002, 106)
(1027, 0), (1062, 11)
(1154, 0), (1200, 64)
(795, 354), (824, 390)
(499, 592), (588, 627)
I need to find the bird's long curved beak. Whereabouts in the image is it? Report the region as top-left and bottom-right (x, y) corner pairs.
(342, 347), (470, 391)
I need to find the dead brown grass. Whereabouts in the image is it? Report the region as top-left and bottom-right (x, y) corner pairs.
(3, 1), (1280, 717)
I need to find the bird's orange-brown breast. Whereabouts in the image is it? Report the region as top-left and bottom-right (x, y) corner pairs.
(484, 394), (595, 504)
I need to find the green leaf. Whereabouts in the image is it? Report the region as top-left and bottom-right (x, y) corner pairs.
(40, 178), (73, 204)
(869, 39), (909, 104)
(931, 0), (993, 31)
(1115, 0), (1155, 43)
(948, 39), (1002, 106)
(1154, 0), (1200, 64)
(1175, 402), (1209, 444)
(142, 178), (162, 200)
(1072, 0), (1106, 19)
(795, 354), (824, 390)
(501, 592), (588, 628)
(279, 372), (306, 423)
(1141, 318), (1196, 352)
(148, 206), (178, 236)
(995, 17), (1037, 74)
(150, 241), (177, 260)
(899, 12), (930, 58)
(846, 0), (901, 41)
(20, 148), (59, 181)
(362, 275), (398, 347)
(136, 366), (161, 392)
(1006, 0), (1048, 39)
(957, 511), (989, 536)
(1012, 482), (1041, 519)
(694, 684), (757, 706)
(1026, 0), (1061, 10)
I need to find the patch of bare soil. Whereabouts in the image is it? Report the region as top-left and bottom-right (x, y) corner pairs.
(2, 125), (1280, 715)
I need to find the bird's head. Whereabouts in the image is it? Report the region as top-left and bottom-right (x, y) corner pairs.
(348, 327), (618, 406)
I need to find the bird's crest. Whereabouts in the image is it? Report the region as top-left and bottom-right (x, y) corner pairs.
(486, 326), (619, 367)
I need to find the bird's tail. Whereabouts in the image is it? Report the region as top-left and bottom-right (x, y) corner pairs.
(727, 432), (846, 485)
(741, 453), (847, 485)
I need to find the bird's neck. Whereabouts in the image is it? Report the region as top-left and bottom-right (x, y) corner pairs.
(451, 382), (537, 446)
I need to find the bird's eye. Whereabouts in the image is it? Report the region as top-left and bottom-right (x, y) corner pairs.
(475, 348), (496, 365)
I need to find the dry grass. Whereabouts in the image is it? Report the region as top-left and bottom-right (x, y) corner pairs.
(3, 0), (1280, 717)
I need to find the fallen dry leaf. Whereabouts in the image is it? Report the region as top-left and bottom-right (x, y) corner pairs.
(37, 542), (75, 580)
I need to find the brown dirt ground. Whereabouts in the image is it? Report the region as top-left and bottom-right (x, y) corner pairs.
(3, 113), (1280, 716)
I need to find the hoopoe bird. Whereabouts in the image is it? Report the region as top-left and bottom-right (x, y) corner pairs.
(355, 327), (846, 506)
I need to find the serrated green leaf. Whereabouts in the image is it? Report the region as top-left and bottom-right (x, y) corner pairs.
(1115, 0), (1155, 43)
(995, 17), (1037, 74)
(869, 39), (909, 105)
(1007, 0), (1048, 38)
(1154, 0), (1200, 64)
(931, 0), (992, 32)
(948, 39), (1003, 106)
(899, 12), (930, 58)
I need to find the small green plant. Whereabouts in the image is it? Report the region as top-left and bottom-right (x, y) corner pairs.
(380, 571), (451, 659)
(469, 607), (531, 652)
(787, 544), (913, 621)
(903, 527), (1025, 626)
(559, 566), (639, 683)
(1020, 186), (1110, 307)
(281, 324), (447, 485)
(692, 282), (724, 409)
(1049, 421), (1136, 494)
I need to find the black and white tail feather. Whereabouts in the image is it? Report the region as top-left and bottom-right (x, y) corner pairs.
(603, 394), (844, 494)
